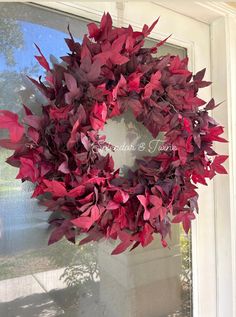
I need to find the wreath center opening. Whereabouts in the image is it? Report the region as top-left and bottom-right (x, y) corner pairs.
(100, 109), (164, 175)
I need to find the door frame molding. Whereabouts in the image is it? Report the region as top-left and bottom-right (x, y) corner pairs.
(30, 2), (236, 316)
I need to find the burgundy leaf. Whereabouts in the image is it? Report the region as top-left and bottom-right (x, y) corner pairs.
(58, 161), (70, 174)
(48, 226), (65, 245)
(90, 102), (107, 130)
(43, 179), (67, 197)
(212, 155), (228, 174)
(34, 44), (50, 72)
(137, 195), (150, 220)
(67, 119), (80, 150)
(23, 115), (42, 130)
(16, 158), (39, 182)
(111, 239), (133, 255)
(71, 217), (94, 231)
(113, 190), (129, 204)
(67, 185), (86, 198)
(91, 205), (100, 222)
(172, 212), (195, 234)
(107, 200), (120, 210)
(0, 139), (24, 150)
(0, 110), (24, 142)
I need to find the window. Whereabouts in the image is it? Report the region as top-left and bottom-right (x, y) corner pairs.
(0, 3), (192, 317)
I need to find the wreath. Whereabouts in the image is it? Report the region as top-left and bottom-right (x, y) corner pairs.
(0, 13), (228, 255)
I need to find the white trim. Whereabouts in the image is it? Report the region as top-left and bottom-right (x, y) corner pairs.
(31, 1), (196, 60)
(210, 17), (232, 317)
(222, 13), (236, 317)
(204, 3), (236, 316)
(199, 2), (236, 16)
(225, 15), (236, 317)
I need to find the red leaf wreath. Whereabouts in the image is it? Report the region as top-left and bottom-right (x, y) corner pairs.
(0, 13), (228, 254)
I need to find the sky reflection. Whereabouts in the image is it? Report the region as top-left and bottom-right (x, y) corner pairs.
(0, 20), (80, 73)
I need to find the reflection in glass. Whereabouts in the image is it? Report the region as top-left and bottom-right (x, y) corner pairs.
(100, 109), (164, 176)
(0, 3), (191, 317)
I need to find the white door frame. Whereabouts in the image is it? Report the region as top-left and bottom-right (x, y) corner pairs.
(31, 2), (236, 316)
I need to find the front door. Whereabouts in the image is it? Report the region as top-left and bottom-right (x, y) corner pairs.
(0, 2), (214, 317)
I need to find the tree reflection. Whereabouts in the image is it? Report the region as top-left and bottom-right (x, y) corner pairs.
(180, 229), (192, 317)
(59, 243), (99, 290)
(0, 18), (23, 66)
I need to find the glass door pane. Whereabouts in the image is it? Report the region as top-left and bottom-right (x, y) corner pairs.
(0, 3), (192, 317)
